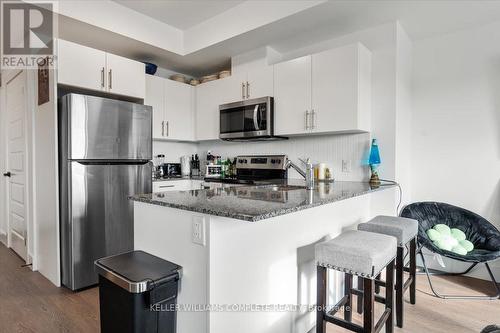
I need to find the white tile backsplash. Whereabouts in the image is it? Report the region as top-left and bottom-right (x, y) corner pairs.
(197, 133), (371, 181)
(153, 133), (371, 181)
(153, 140), (198, 163)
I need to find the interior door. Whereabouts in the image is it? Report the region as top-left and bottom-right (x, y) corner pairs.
(5, 71), (28, 261)
(62, 161), (152, 290)
(274, 55), (312, 135)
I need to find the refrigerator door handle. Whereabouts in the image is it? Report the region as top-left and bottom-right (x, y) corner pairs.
(74, 160), (151, 166)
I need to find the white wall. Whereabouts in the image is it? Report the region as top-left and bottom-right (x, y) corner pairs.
(412, 20), (500, 278)
(0, 74), (6, 245)
(395, 24), (413, 207)
(33, 68), (60, 286)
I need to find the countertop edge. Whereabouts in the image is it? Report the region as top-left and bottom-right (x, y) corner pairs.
(130, 183), (396, 222)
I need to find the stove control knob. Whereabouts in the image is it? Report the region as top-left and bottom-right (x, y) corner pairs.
(271, 159), (276, 164)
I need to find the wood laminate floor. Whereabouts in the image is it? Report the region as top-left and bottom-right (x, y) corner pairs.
(0, 244), (498, 333)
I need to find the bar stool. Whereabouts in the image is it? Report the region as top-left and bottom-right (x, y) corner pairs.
(357, 215), (418, 328)
(316, 230), (397, 333)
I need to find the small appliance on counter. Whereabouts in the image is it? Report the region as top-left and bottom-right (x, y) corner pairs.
(162, 163), (182, 178)
(154, 154), (166, 178)
(205, 164), (223, 178)
(180, 155), (191, 176)
(190, 154), (201, 177)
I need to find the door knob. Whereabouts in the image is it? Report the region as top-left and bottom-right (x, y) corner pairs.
(3, 172), (11, 177)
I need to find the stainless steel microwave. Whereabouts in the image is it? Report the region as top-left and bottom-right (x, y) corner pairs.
(219, 96), (275, 141)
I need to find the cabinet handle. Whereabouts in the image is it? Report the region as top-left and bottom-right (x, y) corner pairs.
(108, 69), (112, 89)
(242, 82), (246, 99)
(159, 185), (175, 188)
(100, 67), (105, 88)
(311, 109), (316, 130)
(162, 121), (165, 136)
(305, 110), (310, 130)
(166, 121), (169, 137)
(246, 81), (250, 98)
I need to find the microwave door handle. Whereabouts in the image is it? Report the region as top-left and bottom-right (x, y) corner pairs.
(253, 105), (260, 131)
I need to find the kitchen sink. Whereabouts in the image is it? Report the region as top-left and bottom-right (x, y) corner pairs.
(260, 185), (306, 191)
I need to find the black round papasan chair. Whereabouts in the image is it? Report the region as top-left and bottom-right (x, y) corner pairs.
(400, 201), (500, 300)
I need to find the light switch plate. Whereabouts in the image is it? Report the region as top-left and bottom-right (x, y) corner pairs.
(192, 216), (206, 246)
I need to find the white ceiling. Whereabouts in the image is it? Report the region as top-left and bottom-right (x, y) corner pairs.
(113, 0), (244, 30)
(60, 1), (500, 77)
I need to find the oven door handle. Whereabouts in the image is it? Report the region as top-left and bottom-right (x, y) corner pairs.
(253, 105), (260, 131)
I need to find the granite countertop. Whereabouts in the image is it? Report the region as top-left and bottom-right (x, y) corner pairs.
(131, 180), (396, 222)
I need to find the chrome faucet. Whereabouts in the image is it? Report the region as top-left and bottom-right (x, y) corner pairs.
(285, 158), (315, 190)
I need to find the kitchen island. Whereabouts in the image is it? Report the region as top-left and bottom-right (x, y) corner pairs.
(131, 180), (396, 333)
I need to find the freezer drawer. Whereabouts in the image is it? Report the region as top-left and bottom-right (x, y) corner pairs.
(61, 94), (152, 160)
(60, 161), (152, 290)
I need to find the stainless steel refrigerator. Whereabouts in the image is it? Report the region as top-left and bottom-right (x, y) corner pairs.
(59, 93), (152, 290)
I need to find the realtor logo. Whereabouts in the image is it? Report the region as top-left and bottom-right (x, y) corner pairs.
(1, 1), (57, 69)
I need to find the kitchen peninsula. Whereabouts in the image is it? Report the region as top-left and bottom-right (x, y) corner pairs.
(131, 180), (396, 333)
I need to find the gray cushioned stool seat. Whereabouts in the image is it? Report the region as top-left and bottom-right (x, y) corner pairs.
(315, 230), (397, 278)
(358, 215), (418, 246)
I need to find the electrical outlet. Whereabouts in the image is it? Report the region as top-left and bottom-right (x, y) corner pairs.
(342, 160), (351, 173)
(192, 216), (205, 246)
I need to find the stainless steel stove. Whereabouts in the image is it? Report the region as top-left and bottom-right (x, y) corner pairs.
(204, 155), (288, 185)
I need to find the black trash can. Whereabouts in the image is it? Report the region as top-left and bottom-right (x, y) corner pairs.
(95, 250), (182, 333)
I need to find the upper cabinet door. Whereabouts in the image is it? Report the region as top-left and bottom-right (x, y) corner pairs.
(195, 79), (219, 141)
(273, 55), (312, 136)
(246, 65), (273, 99)
(106, 53), (145, 99)
(196, 77), (237, 141)
(164, 79), (195, 141)
(145, 75), (165, 140)
(312, 43), (371, 133)
(58, 39), (107, 92)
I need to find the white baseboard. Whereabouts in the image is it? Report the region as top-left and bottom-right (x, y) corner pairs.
(0, 230), (6, 246)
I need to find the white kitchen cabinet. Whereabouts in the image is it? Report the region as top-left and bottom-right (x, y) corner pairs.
(164, 79), (195, 141)
(146, 75), (195, 141)
(234, 64), (274, 100)
(274, 55), (312, 136)
(273, 43), (371, 136)
(57, 39), (145, 99)
(245, 65), (274, 99)
(152, 179), (204, 193)
(196, 76), (236, 141)
(106, 53), (145, 99)
(57, 39), (107, 92)
(145, 75), (165, 139)
(311, 43), (371, 133)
